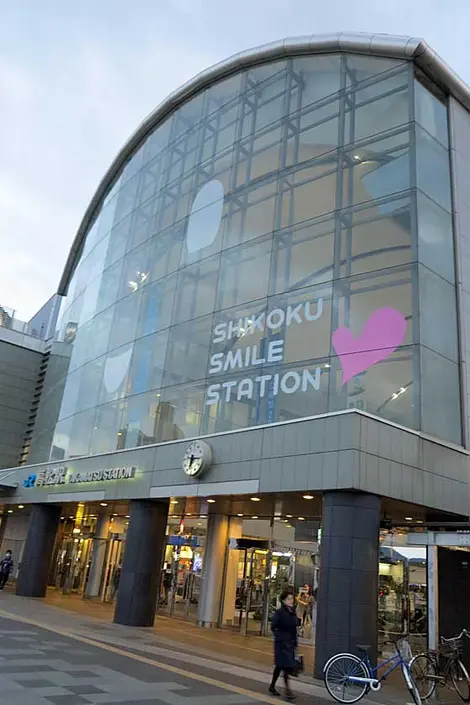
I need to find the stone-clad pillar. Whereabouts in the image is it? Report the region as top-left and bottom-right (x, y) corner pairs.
(314, 491), (381, 678)
(16, 504), (61, 598)
(114, 499), (169, 627)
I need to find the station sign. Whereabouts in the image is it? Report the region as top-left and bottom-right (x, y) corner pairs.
(23, 466), (136, 489)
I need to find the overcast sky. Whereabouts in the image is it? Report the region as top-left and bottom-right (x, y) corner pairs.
(1, 0), (469, 320)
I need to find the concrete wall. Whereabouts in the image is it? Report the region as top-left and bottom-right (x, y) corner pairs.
(0, 337), (42, 469)
(28, 342), (71, 465)
(6, 410), (470, 516)
(0, 513), (29, 578)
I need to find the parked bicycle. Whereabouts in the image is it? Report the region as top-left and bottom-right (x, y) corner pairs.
(323, 634), (421, 705)
(410, 628), (470, 701)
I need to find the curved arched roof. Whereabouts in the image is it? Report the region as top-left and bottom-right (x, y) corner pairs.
(58, 31), (470, 295)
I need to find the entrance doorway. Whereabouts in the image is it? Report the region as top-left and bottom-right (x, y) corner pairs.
(53, 537), (92, 594)
(159, 536), (204, 620)
(101, 537), (125, 602)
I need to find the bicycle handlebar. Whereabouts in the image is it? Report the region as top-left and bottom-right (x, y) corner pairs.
(441, 628), (470, 643)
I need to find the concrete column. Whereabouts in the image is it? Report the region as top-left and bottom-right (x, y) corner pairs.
(221, 517), (243, 626)
(114, 499), (168, 627)
(85, 514), (110, 598)
(314, 491), (381, 678)
(16, 504), (61, 598)
(197, 514), (229, 627)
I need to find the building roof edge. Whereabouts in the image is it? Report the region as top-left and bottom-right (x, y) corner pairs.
(58, 32), (469, 294)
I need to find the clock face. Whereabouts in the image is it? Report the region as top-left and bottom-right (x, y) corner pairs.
(182, 441), (211, 477)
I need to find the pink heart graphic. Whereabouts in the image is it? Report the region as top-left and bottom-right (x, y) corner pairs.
(332, 307), (407, 385)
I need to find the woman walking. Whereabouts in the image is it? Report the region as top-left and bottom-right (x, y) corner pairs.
(269, 589), (298, 700)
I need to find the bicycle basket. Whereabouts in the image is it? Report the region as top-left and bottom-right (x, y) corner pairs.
(440, 637), (463, 657)
(397, 637), (413, 661)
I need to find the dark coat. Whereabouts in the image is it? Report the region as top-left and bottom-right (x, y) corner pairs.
(0, 556), (13, 576)
(271, 604), (298, 669)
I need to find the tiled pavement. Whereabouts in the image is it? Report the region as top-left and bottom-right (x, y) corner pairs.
(0, 618), (270, 705)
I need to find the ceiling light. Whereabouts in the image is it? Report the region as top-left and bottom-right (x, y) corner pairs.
(60, 516), (65, 520)
(170, 499), (178, 505)
(100, 503), (108, 507)
(298, 517), (305, 521)
(112, 513), (118, 517)
(125, 515), (130, 519)
(237, 513), (244, 517)
(200, 515), (207, 519)
(405, 517), (413, 521)
(252, 515), (259, 519)
(7, 510), (13, 514)
(18, 505), (24, 509)
(186, 513), (192, 516)
(303, 495), (314, 500)
(207, 499), (216, 504)
(250, 497), (261, 502)
(286, 514), (292, 518)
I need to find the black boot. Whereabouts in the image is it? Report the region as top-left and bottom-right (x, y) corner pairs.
(269, 684), (280, 696)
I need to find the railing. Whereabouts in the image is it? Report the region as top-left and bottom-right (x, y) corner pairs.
(0, 305), (42, 338)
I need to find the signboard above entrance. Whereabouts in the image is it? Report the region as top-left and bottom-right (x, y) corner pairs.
(23, 466), (136, 489)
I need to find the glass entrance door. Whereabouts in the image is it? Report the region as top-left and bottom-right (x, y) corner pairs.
(232, 548), (269, 635)
(101, 538), (124, 602)
(55, 537), (92, 594)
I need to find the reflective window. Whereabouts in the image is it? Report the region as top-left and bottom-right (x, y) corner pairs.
(40, 54), (461, 459)
(217, 235), (272, 310)
(340, 196), (413, 278)
(419, 265), (458, 362)
(163, 315), (213, 387)
(414, 79), (449, 149)
(417, 191), (455, 283)
(416, 125), (452, 211)
(137, 274), (177, 337)
(173, 255), (219, 324)
(128, 331), (168, 395)
(421, 347), (461, 444)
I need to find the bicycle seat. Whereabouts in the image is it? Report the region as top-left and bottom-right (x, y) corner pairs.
(357, 644), (372, 653)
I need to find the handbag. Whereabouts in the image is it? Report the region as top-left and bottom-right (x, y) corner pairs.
(292, 654), (304, 677)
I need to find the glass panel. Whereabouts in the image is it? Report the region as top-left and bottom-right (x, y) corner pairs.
(340, 196), (413, 278)
(264, 359), (330, 424)
(222, 178), (277, 248)
(172, 255), (219, 324)
(96, 260), (124, 314)
(417, 191), (455, 284)
(268, 283), (333, 364)
(104, 215), (132, 269)
(50, 417), (72, 461)
(271, 217), (334, 293)
(84, 307), (114, 363)
(99, 343), (133, 403)
(235, 124), (282, 187)
(415, 125), (452, 211)
(148, 222), (185, 283)
(113, 172), (140, 224)
(118, 240), (151, 301)
(90, 401), (123, 455)
(108, 291), (142, 352)
(68, 408), (95, 458)
(421, 347), (461, 444)
(137, 274), (177, 337)
(330, 346), (416, 428)
(163, 315), (213, 387)
(415, 80), (449, 149)
(128, 331), (169, 395)
(351, 78), (409, 143)
(343, 130), (411, 208)
(57, 368), (83, 420)
(202, 369), (262, 434)
(285, 104), (339, 168)
(120, 145), (145, 186)
(345, 55), (404, 87)
(205, 74), (243, 117)
(179, 187), (225, 267)
(75, 357), (105, 413)
(142, 117), (174, 163)
(419, 265), (458, 362)
(120, 391), (161, 448)
(280, 158), (337, 228)
(288, 56), (341, 113)
(157, 382), (205, 441)
(216, 235), (272, 310)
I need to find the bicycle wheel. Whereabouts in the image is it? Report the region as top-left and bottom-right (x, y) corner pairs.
(401, 662), (423, 705)
(324, 654), (370, 704)
(450, 659), (470, 702)
(410, 654), (437, 700)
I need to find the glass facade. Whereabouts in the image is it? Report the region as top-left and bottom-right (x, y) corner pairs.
(45, 52), (462, 461)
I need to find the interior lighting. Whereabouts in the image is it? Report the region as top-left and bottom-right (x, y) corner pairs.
(18, 505), (24, 509)
(303, 495), (314, 500)
(405, 517), (413, 521)
(170, 499), (178, 505)
(237, 513), (244, 517)
(125, 515), (130, 519)
(392, 386), (407, 400)
(7, 510), (13, 514)
(207, 499), (216, 504)
(100, 503), (108, 507)
(250, 497), (261, 502)
(298, 517), (305, 521)
(112, 513), (118, 517)
(286, 514), (292, 518)
(252, 515), (259, 519)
